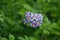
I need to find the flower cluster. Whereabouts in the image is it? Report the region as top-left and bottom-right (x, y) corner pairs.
(23, 11), (43, 28)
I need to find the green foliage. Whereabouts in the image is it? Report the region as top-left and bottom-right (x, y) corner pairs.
(0, 0), (60, 40)
(9, 34), (15, 40)
(0, 37), (8, 40)
(18, 36), (37, 40)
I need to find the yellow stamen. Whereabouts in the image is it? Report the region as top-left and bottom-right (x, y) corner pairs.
(32, 24), (35, 27)
(28, 16), (30, 20)
(37, 22), (40, 24)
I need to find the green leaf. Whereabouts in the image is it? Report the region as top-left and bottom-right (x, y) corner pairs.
(18, 8), (26, 17)
(48, 23), (60, 35)
(22, 4), (36, 12)
(40, 15), (50, 30)
(29, 37), (37, 40)
(9, 34), (15, 40)
(24, 36), (29, 40)
(0, 37), (8, 40)
(18, 37), (25, 40)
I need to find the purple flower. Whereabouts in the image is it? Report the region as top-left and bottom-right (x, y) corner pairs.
(23, 11), (43, 28)
(25, 12), (33, 22)
(37, 14), (43, 21)
(36, 20), (42, 26)
(30, 20), (42, 28)
(30, 21), (39, 28)
(31, 13), (43, 21)
(32, 13), (38, 20)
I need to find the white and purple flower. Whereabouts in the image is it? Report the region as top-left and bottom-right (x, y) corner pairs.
(30, 21), (39, 28)
(23, 11), (43, 28)
(25, 12), (33, 22)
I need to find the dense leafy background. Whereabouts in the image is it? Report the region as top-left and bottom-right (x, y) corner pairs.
(0, 0), (60, 40)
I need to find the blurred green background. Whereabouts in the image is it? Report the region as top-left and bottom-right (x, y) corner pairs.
(0, 0), (60, 40)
